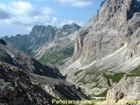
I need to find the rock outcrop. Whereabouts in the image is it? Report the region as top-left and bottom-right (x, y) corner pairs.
(0, 39), (6, 46)
(97, 77), (140, 105)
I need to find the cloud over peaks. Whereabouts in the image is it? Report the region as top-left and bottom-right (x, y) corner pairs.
(0, 1), (55, 26)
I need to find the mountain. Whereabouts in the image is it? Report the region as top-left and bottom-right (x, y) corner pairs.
(3, 23), (81, 55)
(31, 24), (81, 65)
(56, 23), (81, 38)
(34, 37), (74, 65)
(0, 42), (63, 79)
(1, 0), (140, 104)
(0, 41), (88, 105)
(60, 0), (140, 101)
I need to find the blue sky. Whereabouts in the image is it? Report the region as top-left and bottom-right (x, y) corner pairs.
(0, 0), (103, 36)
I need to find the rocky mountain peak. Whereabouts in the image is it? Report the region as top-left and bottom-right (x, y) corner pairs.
(30, 25), (56, 38)
(89, 0), (140, 27)
(30, 24), (80, 38)
(56, 23), (81, 38)
(72, 0), (140, 64)
(61, 23), (81, 31)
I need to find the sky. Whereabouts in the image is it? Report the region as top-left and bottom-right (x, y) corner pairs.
(0, 0), (103, 37)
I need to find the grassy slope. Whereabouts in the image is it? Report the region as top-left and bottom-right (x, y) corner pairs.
(39, 42), (74, 65)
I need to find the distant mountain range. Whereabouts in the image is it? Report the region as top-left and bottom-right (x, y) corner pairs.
(3, 23), (80, 55)
(3, 23), (81, 65)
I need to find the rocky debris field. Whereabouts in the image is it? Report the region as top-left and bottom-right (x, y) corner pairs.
(0, 62), (53, 105)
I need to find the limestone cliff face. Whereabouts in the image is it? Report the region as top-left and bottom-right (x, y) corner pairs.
(30, 25), (56, 44)
(73, 0), (140, 65)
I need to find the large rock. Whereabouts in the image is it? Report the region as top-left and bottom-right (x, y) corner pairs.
(0, 39), (6, 46)
(106, 77), (140, 105)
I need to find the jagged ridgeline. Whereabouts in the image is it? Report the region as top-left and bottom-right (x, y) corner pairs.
(3, 23), (80, 65)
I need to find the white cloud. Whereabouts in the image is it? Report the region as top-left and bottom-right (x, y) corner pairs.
(0, 1), (55, 26)
(57, 0), (93, 7)
(52, 17), (58, 24)
(58, 20), (84, 27)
